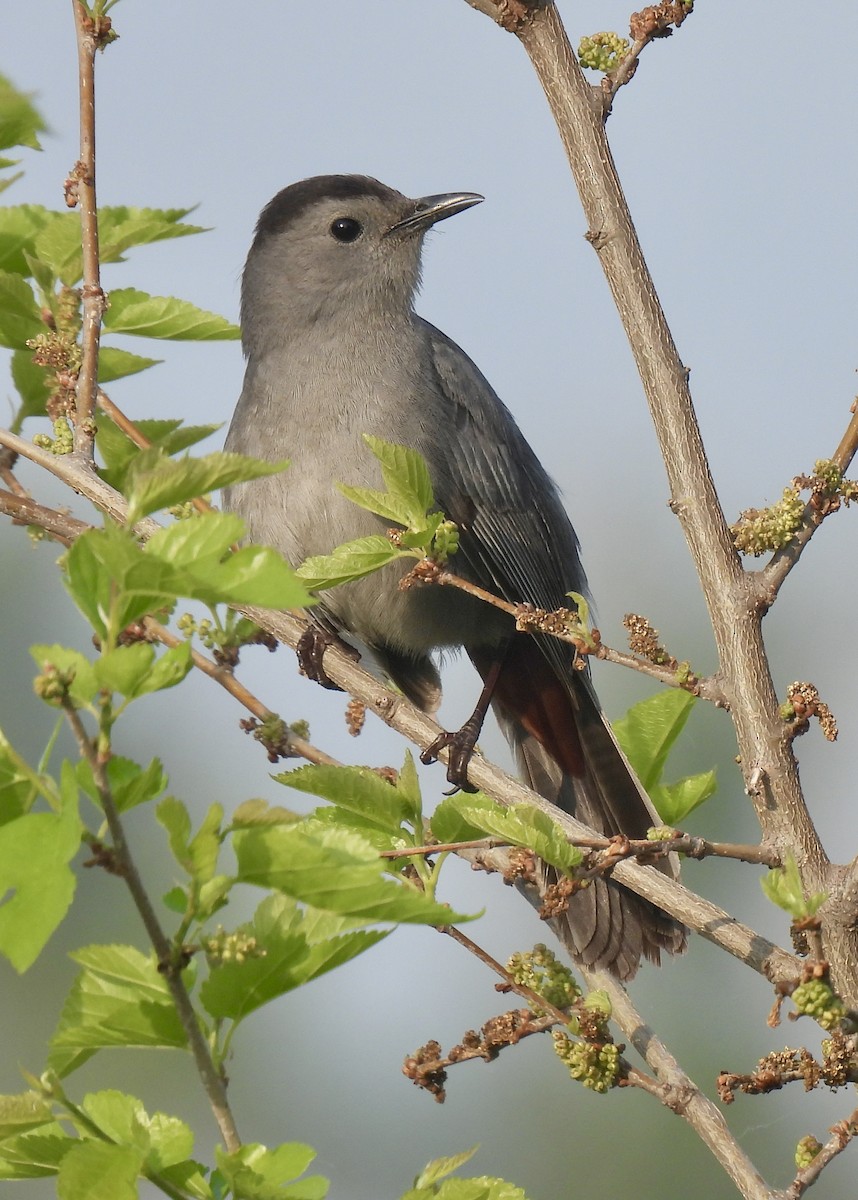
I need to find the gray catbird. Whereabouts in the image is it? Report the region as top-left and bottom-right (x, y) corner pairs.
(223, 175), (685, 979)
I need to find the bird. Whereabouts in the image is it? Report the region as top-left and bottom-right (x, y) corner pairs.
(223, 174), (685, 979)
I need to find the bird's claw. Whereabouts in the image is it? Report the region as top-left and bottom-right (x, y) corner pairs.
(421, 722), (481, 793)
(296, 627), (354, 691)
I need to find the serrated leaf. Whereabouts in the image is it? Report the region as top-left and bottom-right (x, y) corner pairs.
(0, 204), (52, 274)
(234, 823), (475, 925)
(199, 893), (386, 1023)
(0, 727), (56, 822)
(48, 944), (188, 1076)
(76, 756), (168, 814)
(95, 412), (220, 491)
(0, 75), (46, 153)
(275, 764), (409, 834)
(613, 689), (696, 792)
(415, 1147), (479, 1189)
(363, 434), (435, 524)
(0, 1092), (53, 1140)
(337, 483), (416, 526)
(0, 269), (41, 348)
(297, 535), (402, 591)
(215, 1142), (328, 1200)
(651, 769), (717, 825)
(125, 450), (288, 523)
(431, 795), (581, 874)
(98, 346), (161, 383)
(0, 790), (81, 972)
(93, 643), (156, 698)
(64, 523), (176, 640)
(57, 1140), (144, 1200)
(103, 288), (239, 340)
(761, 853), (827, 920)
(231, 799), (300, 828)
(0, 1128), (76, 1179)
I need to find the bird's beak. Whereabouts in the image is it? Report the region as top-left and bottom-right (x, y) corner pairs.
(386, 191), (484, 237)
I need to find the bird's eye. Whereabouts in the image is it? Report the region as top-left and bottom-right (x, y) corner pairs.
(330, 217), (363, 243)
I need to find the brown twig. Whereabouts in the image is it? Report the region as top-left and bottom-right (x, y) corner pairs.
(70, 1), (109, 461)
(61, 701), (241, 1152)
(142, 617), (337, 767)
(785, 1104), (858, 1198)
(757, 403), (858, 609)
(0, 490), (88, 543)
(428, 567), (727, 704)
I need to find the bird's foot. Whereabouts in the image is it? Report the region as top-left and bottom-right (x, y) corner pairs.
(296, 627), (358, 690)
(420, 717), (481, 794)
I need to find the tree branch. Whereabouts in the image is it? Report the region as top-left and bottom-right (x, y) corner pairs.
(582, 966), (772, 1200)
(70, 0), (108, 461)
(462, 0), (847, 988)
(61, 701), (241, 1153)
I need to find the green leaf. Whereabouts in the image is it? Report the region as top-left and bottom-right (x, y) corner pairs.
(431, 795), (582, 874)
(613, 689), (696, 792)
(76, 756), (168, 814)
(0, 727), (56, 822)
(761, 853), (827, 920)
(199, 893), (387, 1023)
(0, 787), (81, 972)
(64, 523), (176, 640)
(0, 1128), (76, 1179)
(9, 348), (51, 426)
(0, 204), (52, 274)
(93, 643), (156, 697)
(234, 823), (475, 925)
(274, 763), (410, 835)
(297, 535), (402, 591)
(0, 1092), (54, 1141)
(0, 75), (46, 153)
(103, 288), (240, 340)
(98, 346), (162, 383)
(651, 769), (717, 825)
(0, 269), (41, 348)
(95, 413), (220, 490)
(48, 944), (188, 1076)
(124, 449), (288, 523)
(79, 1090), (194, 1172)
(145, 512), (312, 609)
(215, 1142), (328, 1200)
(415, 1148), (479, 1189)
(98, 206), (208, 262)
(57, 1140), (144, 1200)
(363, 434), (435, 524)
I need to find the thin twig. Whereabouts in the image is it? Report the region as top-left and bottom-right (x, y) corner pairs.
(430, 568), (726, 704)
(61, 701), (241, 1153)
(382, 833), (779, 868)
(142, 618), (337, 767)
(784, 1104), (858, 1199)
(70, 1), (107, 460)
(0, 490), (87, 542)
(758, 403), (858, 608)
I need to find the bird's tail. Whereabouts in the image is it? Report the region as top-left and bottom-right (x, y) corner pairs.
(471, 638), (686, 980)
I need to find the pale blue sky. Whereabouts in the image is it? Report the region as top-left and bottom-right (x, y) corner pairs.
(3, 3), (858, 1197)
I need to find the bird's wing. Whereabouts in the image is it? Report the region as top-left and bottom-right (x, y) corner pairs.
(417, 318), (589, 680)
